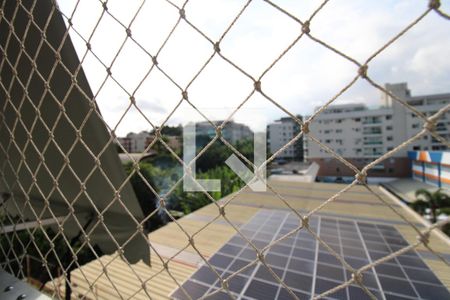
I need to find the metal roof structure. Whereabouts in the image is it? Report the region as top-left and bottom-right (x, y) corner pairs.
(46, 180), (450, 299)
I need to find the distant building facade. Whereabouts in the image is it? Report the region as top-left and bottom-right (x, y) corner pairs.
(304, 83), (450, 178)
(267, 117), (303, 160)
(409, 151), (450, 189)
(117, 131), (153, 153)
(118, 131), (181, 153)
(195, 120), (253, 144)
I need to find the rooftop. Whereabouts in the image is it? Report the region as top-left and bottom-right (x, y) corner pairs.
(47, 180), (450, 299)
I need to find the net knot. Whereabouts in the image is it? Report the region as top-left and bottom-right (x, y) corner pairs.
(75, 129), (82, 139)
(302, 216), (309, 228)
(417, 232), (430, 245)
(126, 28), (132, 37)
(159, 197), (166, 208)
(94, 158), (101, 167)
(429, 0), (440, 9)
(218, 205), (226, 216)
(355, 171), (367, 184)
(86, 42), (91, 50)
(423, 120), (435, 131)
(129, 95), (136, 104)
(352, 271), (363, 284)
(358, 65), (368, 78)
(102, 2), (108, 11)
(179, 8), (186, 19)
(84, 234), (90, 243)
(188, 236), (195, 246)
(182, 90), (188, 100)
(68, 18), (73, 26)
(106, 67), (112, 76)
(254, 80), (262, 92)
(221, 279), (229, 290)
(301, 122), (310, 134)
(214, 42), (221, 53)
(152, 56), (158, 66)
(302, 21), (311, 34)
(256, 251), (265, 262)
(216, 126), (223, 137)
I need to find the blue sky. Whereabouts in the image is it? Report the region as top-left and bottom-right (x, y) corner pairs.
(57, 0), (450, 135)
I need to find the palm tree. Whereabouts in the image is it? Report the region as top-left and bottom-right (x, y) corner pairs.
(411, 189), (450, 223)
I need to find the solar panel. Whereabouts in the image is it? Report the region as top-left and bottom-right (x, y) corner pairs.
(171, 209), (450, 299)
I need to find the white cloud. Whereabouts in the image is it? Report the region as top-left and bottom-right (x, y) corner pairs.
(56, 0), (450, 135)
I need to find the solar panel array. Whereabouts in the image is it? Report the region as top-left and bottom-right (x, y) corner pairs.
(172, 210), (450, 300)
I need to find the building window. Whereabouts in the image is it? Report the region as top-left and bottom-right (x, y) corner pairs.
(336, 129), (343, 133)
(354, 118), (361, 122)
(386, 136), (393, 141)
(386, 115), (392, 120)
(412, 123), (420, 129)
(413, 146), (420, 150)
(386, 126), (393, 130)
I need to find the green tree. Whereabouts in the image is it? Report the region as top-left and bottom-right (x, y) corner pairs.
(410, 189), (450, 223)
(124, 162), (164, 230)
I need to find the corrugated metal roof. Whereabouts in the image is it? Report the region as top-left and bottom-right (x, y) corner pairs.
(47, 180), (450, 299)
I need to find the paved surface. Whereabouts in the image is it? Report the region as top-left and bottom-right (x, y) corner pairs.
(381, 178), (446, 203)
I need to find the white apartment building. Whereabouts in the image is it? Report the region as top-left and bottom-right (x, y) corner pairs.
(267, 117), (303, 160)
(195, 120), (253, 144)
(304, 83), (450, 178)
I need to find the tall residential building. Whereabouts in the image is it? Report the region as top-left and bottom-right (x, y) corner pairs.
(267, 116), (303, 160)
(195, 120), (253, 144)
(304, 83), (450, 178)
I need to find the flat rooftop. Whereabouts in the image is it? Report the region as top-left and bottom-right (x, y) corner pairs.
(48, 181), (450, 299)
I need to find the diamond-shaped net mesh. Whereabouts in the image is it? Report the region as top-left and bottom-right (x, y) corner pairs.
(1, 0), (449, 299)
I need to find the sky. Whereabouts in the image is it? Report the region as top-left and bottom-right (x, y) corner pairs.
(56, 0), (450, 136)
